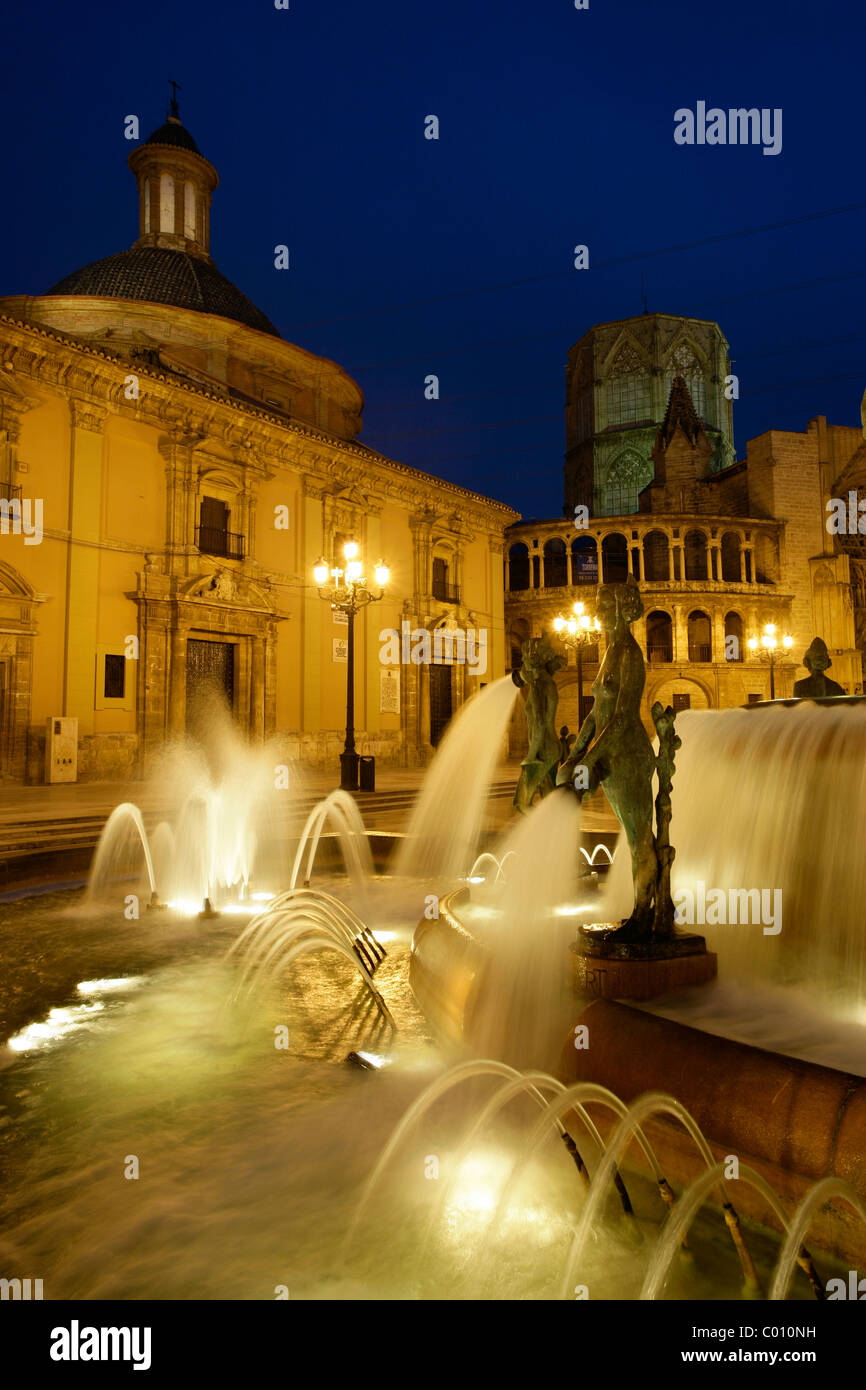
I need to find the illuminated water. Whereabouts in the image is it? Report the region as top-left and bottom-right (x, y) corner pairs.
(3, 700), (866, 1298)
(596, 703), (866, 1070)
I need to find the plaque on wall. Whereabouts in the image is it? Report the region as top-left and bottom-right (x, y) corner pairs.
(332, 637), (348, 663)
(380, 667), (400, 713)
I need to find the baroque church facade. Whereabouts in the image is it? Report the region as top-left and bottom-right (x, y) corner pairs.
(507, 314), (865, 742)
(0, 105), (516, 782)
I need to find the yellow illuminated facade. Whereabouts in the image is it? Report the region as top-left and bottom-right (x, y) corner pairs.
(0, 109), (516, 781)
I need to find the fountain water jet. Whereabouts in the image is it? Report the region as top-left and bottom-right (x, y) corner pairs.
(640, 1160), (822, 1301)
(394, 676), (518, 881)
(86, 803), (156, 904)
(769, 1177), (866, 1301)
(289, 790), (373, 896)
(343, 1058), (528, 1260)
(227, 887), (386, 989)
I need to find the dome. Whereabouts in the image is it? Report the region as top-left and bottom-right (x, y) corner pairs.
(144, 117), (201, 154)
(46, 246), (280, 337)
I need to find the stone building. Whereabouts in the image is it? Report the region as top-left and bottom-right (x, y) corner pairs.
(508, 318), (865, 745)
(0, 105), (516, 782)
(565, 311), (735, 517)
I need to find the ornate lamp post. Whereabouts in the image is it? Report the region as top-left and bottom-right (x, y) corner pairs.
(747, 621), (793, 700)
(313, 541), (389, 790)
(553, 600), (601, 726)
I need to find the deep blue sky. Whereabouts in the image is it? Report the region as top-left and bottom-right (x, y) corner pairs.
(3, 0), (863, 519)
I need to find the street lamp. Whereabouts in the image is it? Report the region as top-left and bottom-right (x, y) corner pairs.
(313, 541), (389, 790)
(746, 621), (793, 700)
(553, 600), (601, 726)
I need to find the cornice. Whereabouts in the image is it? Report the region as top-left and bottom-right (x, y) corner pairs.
(69, 397), (109, 433)
(0, 313), (520, 528)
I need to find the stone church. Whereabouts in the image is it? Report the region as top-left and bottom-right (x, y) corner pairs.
(507, 311), (865, 740)
(0, 103), (516, 782)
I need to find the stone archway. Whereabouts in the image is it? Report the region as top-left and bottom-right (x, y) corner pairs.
(646, 674), (713, 715)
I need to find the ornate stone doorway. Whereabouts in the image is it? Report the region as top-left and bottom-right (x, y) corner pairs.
(429, 662), (453, 747)
(186, 638), (236, 730)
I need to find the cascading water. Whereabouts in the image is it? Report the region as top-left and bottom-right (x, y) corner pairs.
(467, 790), (583, 1069)
(393, 675), (518, 881)
(600, 704), (866, 1006)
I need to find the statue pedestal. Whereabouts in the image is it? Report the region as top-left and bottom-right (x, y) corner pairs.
(571, 925), (717, 1000)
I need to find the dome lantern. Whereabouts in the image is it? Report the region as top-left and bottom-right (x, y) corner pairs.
(127, 90), (219, 261)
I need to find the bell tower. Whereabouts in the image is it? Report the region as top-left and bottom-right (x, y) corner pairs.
(127, 86), (219, 261)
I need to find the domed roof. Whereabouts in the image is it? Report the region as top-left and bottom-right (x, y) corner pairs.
(144, 117), (201, 154)
(46, 246), (280, 337)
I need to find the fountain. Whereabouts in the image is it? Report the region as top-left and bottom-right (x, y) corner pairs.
(3, 600), (866, 1302)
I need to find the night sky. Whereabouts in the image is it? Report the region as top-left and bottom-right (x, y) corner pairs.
(3, 0), (864, 519)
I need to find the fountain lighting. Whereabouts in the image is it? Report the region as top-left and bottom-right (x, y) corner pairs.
(8, 1001), (105, 1053)
(347, 1050), (393, 1071)
(77, 977), (145, 995)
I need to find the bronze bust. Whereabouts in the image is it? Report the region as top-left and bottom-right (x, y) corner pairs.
(793, 637), (845, 698)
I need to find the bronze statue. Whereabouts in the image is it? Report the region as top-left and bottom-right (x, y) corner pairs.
(558, 725), (576, 765)
(793, 637), (845, 698)
(512, 635), (565, 813)
(556, 578), (679, 944)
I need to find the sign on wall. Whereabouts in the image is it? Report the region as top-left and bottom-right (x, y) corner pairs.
(332, 637), (348, 663)
(380, 667), (400, 713)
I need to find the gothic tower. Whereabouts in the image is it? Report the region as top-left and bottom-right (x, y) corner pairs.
(564, 312), (735, 518)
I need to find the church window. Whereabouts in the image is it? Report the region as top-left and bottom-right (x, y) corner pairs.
(184, 182), (196, 240)
(160, 174), (175, 233)
(603, 448), (645, 515)
(143, 178), (151, 233)
(665, 344), (707, 424)
(606, 344), (649, 426)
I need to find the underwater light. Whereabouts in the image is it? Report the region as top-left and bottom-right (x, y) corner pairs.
(346, 1050), (392, 1071)
(7, 1001), (105, 1053)
(77, 977), (145, 995)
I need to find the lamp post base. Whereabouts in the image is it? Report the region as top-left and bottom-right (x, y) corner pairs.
(340, 750), (360, 791)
